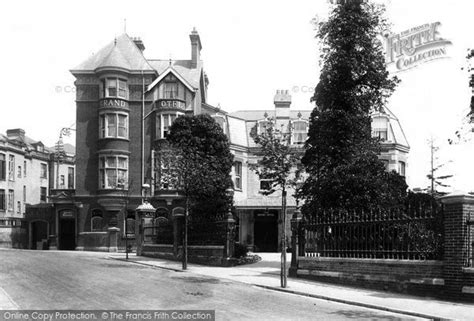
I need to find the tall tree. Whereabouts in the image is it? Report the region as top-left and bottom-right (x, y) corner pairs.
(250, 118), (302, 288)
(301, 0), (406, 212)
(166, 114), (234, 218)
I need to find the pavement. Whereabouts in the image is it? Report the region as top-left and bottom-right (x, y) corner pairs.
(108, 252), (473, 321)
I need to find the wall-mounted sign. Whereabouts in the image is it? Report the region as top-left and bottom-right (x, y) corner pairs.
(60, 211), (74, 218)
(384, 22), (452, 73)
(100, 98), (129, 108)
(158, 99), (185, 110)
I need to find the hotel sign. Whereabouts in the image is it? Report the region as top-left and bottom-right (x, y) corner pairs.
(100, 98), (129, 108)
(384, 22), (452, 73)
(158, 99), (186, 110)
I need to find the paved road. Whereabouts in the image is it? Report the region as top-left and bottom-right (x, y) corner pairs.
(0, 249), (425, 320)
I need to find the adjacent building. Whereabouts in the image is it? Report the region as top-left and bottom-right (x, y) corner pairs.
(69, 30), (409, 252)
(0, 129), (75, 248)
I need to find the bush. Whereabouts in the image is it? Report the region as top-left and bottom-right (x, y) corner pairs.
(234, 243), (249, 258)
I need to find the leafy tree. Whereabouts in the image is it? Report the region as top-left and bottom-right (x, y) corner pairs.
(250, 118), (302, 288)
(167, 114), (234, 218)
(301, 0), (406, 213)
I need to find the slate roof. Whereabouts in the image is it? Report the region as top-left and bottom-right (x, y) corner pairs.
(228, 107), (409, 150)
(0, 131), (76, 156)
(148, 60), (203, 89)
(71, 34), (203, 90)
(71, 34), (154, 72)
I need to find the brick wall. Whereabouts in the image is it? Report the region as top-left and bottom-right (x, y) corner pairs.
(297, 257), (445, 296)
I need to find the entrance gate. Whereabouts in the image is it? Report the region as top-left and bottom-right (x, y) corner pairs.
(253, 209), (278, 252)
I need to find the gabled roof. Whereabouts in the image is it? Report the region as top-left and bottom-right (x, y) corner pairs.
(146, 67), (195, 92)
(148, 59), (202, 89)
(71, 34), (154, 73)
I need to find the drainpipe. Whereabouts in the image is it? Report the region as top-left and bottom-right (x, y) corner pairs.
(142, 71), (145, 187)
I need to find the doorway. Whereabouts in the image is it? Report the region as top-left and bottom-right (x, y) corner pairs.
(253, 209), (278, 252)
(59, 210), (76, 250)
(31, 221), (48, 250)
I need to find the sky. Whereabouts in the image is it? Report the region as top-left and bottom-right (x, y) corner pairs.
(1, 0), (473, 192)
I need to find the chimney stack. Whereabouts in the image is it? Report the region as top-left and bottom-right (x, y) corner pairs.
(274, 90), (291, 129)
(132, 37), (145, 52)
(190, 28), (202, 69)
(6, 128), (25, 141)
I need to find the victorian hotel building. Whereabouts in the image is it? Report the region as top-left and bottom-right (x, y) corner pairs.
(68, 30), (409, 252)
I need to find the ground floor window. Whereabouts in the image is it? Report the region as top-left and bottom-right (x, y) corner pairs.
(40, 187), (47, 202)
(91, 210), (103, 231)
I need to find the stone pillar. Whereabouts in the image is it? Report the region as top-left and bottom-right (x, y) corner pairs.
(289, 209), (304, 277)
(108, 227), (120, 253)
(224, 214), (236, 259)
(440, 192), (474, 301)
(48, 235), (57, 250)
(135, 214), (144, 256)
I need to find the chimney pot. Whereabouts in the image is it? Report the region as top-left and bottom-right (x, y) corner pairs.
(132, 37), (145, 52)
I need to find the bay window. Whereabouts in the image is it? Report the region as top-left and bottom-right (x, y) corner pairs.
(99, 155), (128, 189)
(99, 112), (128, 138)
(103, 78), (128, 99)
(157, 113), (183, 139)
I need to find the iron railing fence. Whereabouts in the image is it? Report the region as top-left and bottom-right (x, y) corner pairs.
(143, 217), (174, 245)
(142, 214), (229, 246)
(304, 203), (443, 260)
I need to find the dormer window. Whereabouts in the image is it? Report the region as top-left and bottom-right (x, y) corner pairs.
(372, 116), (389, 142)
(257, 120), (272, 135)
(291, 120), (308, 145)
(103, 78), (128, 99)
(213, 116), (226, 134)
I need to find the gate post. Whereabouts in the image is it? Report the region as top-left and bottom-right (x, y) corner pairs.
(107, 227), (120, 252)
(440, 192), (474, 301)
(289, 207), (304, 277)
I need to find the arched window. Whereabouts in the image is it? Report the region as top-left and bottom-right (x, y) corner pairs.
(172, 207), (185, 217)
(91, 209), (103, 232)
